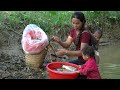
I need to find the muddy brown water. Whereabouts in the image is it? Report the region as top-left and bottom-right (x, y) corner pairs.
(98, 43), (120, 79)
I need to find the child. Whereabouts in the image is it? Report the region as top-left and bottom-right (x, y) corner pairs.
(84, 24), (103, 64)
(79, 45), (101, 79)
(92, 29), (102, 64)
(92, 29), (103, 50)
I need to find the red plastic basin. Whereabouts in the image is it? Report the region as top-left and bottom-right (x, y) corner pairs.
(46, 62), (80, 79)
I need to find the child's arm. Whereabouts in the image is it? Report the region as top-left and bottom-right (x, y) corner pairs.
(79, 64), (88, 76)
(91, 34), (98, 45)
(79, 63), (94, 76)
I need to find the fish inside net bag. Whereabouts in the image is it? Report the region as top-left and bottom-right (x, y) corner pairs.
(21, 24), (49, 54)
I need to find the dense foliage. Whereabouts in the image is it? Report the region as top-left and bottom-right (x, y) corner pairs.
(0, 11), (120, 39)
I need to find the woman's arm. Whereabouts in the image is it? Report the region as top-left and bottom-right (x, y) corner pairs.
(52, 36), (73, 48)
(55, 31), (90, 57)
(56, 49), (81, 57)
(66, 42), (89, 56)
(80, 43), (89, 51)
(56, 43), (88, 57)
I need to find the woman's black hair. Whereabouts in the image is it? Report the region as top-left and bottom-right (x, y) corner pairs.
(82, 46), (95, 57)
(71, 11), (86, 24)
(71, 11), (86, 49)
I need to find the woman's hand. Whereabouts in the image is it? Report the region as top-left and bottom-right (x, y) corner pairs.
(52, 36), (60, 43)
(56, 49), (67, 57)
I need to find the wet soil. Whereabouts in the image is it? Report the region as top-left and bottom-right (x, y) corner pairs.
(0, 29), (50, 79)
(0, 28), (119, 79)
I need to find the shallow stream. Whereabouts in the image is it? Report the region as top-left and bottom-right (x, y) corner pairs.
(99, 43), (120, 79)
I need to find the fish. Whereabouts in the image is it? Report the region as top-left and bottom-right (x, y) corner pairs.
(62, 65), (77, 72)
(54, 65), (77, 72)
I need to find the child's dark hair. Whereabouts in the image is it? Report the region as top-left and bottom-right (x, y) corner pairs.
(82, 46), (95, 57)
(91, 28), (103, 51)
(95, 29), (103, 39)
(71, 11), (86, 49)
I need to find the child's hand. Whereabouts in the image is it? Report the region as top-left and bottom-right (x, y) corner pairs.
(52, 36), (60, 43)
(56, 49), (67, 57)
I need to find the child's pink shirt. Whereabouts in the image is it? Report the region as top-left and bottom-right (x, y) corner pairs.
(79, 57), (101, 79)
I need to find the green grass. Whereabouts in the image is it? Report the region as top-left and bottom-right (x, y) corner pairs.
(0, 11), (73, 34)
(0, 11), (120, 39)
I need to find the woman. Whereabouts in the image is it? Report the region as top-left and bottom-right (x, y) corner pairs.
(52, 11), (92, 65)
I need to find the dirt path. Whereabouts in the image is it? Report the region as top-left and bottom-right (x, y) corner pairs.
(0, 29), (51, 79)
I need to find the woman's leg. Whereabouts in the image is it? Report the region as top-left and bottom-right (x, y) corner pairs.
(69, 59), (85, 65)
(69, 59), (81, 65)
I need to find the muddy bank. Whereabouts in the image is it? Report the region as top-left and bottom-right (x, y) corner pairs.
(0, 29), (49, 79)
(0, 29), (69, 79)
(0, 28), (119, 79)
(0, 53), (49, 79)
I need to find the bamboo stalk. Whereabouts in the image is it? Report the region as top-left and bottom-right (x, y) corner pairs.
(47, 45), (52, 63)
(49, 44), (58, 62)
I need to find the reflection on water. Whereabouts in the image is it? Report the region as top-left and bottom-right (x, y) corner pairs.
(98, 43), (120, 79)
(99, 63), (120, 79)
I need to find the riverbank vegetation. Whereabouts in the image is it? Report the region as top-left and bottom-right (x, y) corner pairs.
(0, 11), (120, 41)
